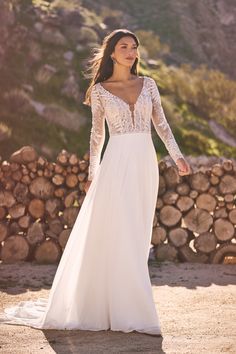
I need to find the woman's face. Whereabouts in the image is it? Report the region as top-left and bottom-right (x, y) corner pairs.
(111, 36), (138, 67)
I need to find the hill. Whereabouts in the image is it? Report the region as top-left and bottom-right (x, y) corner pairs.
(0, 0), (235, 161)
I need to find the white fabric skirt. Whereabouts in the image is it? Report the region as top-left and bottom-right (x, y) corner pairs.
(0, 132), (161, 335)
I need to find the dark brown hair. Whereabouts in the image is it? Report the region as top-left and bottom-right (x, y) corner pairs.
(83, 28), (140, 106)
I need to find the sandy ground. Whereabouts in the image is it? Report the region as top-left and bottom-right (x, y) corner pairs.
(0, 261), (235, 354)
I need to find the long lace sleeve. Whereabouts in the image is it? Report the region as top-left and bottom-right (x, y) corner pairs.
(149, 77), (184, 164)
(88, 84), (106, 181)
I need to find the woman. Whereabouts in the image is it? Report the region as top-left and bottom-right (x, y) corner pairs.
(1, 28), (191, 336)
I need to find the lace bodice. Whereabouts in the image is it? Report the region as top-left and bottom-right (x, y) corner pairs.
(88, 76), (184, 181)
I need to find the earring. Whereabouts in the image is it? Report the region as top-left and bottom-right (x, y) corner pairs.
(111, 56), (117, 64)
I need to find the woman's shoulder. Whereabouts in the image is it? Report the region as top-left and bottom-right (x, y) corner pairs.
(143, 75), (155, 83)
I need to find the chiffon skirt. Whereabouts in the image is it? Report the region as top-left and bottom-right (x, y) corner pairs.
(0, 132), (161, 335)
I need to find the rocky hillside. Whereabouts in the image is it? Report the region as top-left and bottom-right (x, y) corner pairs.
(0, 0), (236, 162)
(85, 0), (236, 79)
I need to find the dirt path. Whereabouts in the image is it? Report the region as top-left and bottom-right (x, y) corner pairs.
(0, 261), (235, 354)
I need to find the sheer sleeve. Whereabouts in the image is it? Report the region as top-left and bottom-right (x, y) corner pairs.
(149, 77), (184, 164)
(88, 84), (106, 181)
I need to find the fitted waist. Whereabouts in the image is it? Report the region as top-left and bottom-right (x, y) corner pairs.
(109, 131), (152, 137)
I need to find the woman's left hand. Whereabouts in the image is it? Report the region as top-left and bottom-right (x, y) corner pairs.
(176, 158), (192, 176)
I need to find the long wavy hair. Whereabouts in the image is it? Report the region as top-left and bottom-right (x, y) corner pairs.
(83, 28), (140, 106)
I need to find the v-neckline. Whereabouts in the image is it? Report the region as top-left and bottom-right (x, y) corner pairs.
(99, 76), (146, 107)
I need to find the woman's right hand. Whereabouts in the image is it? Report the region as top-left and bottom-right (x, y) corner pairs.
(84, 180), (92, 193)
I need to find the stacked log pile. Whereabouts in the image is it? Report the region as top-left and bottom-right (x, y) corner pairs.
(0, 146), (89, 264)
(152, 160), (236, 264)
(0, 146), (235, 264)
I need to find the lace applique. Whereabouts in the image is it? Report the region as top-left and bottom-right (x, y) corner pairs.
(88, 85), (106, 181)
(148, 77), (184, 164)
(88, 76), (183, 181)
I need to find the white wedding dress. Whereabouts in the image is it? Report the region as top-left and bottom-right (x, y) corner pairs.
(0, 76), (183, 334)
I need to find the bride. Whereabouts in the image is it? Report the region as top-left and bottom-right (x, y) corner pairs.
(0, 28), (191, 336)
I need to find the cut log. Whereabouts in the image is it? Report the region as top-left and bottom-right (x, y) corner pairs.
(178, 244), (208, 263)
(151, 226), (167, 245)
(54, 164), (64, 174)
(45, 229), (57, 239)
(194, 232), (217, 253)
(57, 150), (70, 165)
(224, 194), (234, 203)
(28, 199), (45, 219)
(18, 215), (31, 229)
(12, 170), (22, 181)
(210, 175), (220, 186)
(43, 169), (53, 178)
(222, 159), (233, 172)
(54, 187), (67, 198)
(168, 228), (188, 247)
(64, 191), (79, 208)
(226, 203), (234, 211)
(2, 177), (15, 191)
(208, 186), (218, 196)
(47, 162), (54, 172)
(190, 172), (210, 192)
(0, 190), (16, 208)
(37, 170), (43, 177)
(48, 217), (63, 235)
(52, 174), (65, 186)
(78, 195), (85, 206)
(77, 172), (86, 183)
(65, 173), (78, 188)
(196, 193), (217, 212)
(211, 243), (236, 264)
(37, 156), (47, 167)
(26, 222), (45, 245)
(183, 208), (213, 233)
(219, 175), (236, 194)
(9, 221), (21, 234)
(163, 166), (180, 188)
(21, 175), (31, 185)
(189, 190), (198, 199)
(176, 183), (190, 196)
(214, 207), (228, 219)
(214, 218), (235, 242)
(10, 162), (20, 172)
(155, 243), (178, 262)
(229, 209), (236, 224)
(162, 191), (178, 205)
(8, 203), (26, 219)
(1, 235), (30, 262)
(211, 164), (224, 177)
(0, 206), (6, 220)
(10, 146), (38, 164)
(217, 200), (225, 208)
(29, 177), (55, 199)
(176, 196), (194, 213)
(72, 166), (79, 174)
(34, 239), (61, 264)
(62, 207), (79, 227)
(153, 213), (158, 227)
(158, 175), (166, 196)
(13, 182), (29, 203)
(69, 154), (79, 165)
(79, 160), (88, 171)
(158, 160), (167, 173)
(45, 198), (61, 218)
(0, 222), (8, 242)
(156, 198), (163, 210)
(29, 172), (36, 179)
(58, 229), (71, 249)
(27, 161), (37, 172)
(159, 206), (182, 227)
